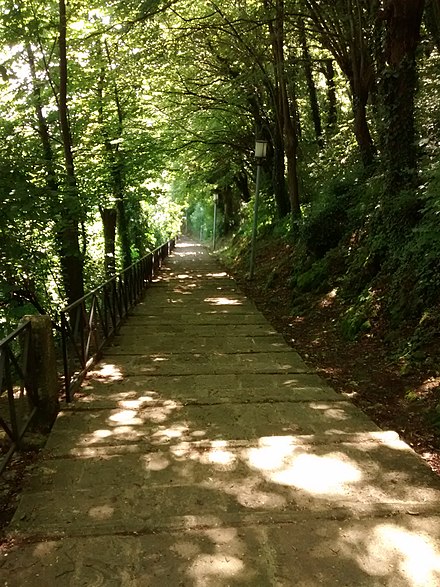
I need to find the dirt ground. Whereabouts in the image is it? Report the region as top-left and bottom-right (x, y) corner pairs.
(223, 239), (440, 476)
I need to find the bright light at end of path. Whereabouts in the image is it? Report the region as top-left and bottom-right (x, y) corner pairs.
(175, 242), (203, 248)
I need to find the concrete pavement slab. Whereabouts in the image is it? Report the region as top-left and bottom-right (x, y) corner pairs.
(108, 335), (288, 354)
(43, 398), (380, 458)
(117, 324), (280, 336)
(100, 351), (312, 376)
(4, 516), (440, 586)
(1, 527), (274, 587)
(11, 433), (440, 537)
(128, 313), (272, 325)
(75, 372), (342, 408)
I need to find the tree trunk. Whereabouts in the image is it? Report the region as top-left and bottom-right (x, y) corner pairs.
(130, 200), (148, 257)
(299, 19), (323, 146)
(58, 0), (84, 305)
(323, 59), (337, 132)
(221, 186), (238, 233)
(352, 89), (376, 168)
(103, 40), (132, 269)
(100, 207), (117, 277)
(425, 0), (440, 51)
(381, 0), (425, 191)
(306, 0), (376, 169)
(268, 0), (301, 220)
(234, 169), (251, 203)
(26, 45), (58, 197)
(270, 126), (290, 218)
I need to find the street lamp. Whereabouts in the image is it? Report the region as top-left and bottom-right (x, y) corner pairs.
(249, 139), (268, 278)
(212, 192), (219, 250)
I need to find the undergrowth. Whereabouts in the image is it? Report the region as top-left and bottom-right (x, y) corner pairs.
(219, 165), (440, 374)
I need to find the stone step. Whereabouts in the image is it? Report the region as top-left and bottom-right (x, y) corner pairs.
(99, 351), (312, 377)
(5, 513), (440, 587)
(127, 313), (271, 325)
(11, 433), (440, 539)
(117, 324), (279, 336)
(44, 399), (381, 457)
(152, 275), (235, 286)
(139, 292), (252, 305)
(77, 372), (341, 409)
(108, 335), (288, 354)
(145, 285), (245, 296)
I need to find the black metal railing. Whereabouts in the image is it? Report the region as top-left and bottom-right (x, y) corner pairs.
(0, 321), (38, 474)
(60, 238), (175, 401)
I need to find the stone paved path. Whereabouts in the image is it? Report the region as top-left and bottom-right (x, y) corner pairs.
(3, 238), (440, 586)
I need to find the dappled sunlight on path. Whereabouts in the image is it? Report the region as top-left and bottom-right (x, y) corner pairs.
(4, 238), (440, 586)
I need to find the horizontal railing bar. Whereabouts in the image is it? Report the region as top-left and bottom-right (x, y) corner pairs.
(61, 243), (166, 314)
(60, 237), (176, 401)
(0, 321), (30, 349)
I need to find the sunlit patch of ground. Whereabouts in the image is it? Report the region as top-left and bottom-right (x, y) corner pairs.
(203, 297), (243, 306)
(342, 522), (440, 587)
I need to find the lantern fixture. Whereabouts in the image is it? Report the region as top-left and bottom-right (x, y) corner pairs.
(254, 139), (268, 159)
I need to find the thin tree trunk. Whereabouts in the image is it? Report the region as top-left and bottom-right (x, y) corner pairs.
(58, 0), (84, 305)
(268, 0), (301, 219)
(425, 0), (440, 51)
(323, 59), (337, 132)
(100, 207), (117, 277)
(26, 45), (58, 196)
(220, 186), (237, 233)
(104, 40), (132, 269)
(352, 89), (376, 168)
(234, 169), (251, 203)
(306, 0), (376, 169)
(270, 125), (290, 217)
(299, 19), (323, 146)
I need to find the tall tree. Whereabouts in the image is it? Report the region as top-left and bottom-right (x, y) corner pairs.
(266, 0), (301, 218)
(380, 0), (425, 192)
(305, 0), (378, 167)
(298, 17), (323, 146)
(57, 0), (85, 304)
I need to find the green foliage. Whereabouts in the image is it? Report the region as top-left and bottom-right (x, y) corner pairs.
(295, 258), (330, 293)
(0, 0), (440, 377)
(300, 176), (355, 258)
(340, 290), (375, 340)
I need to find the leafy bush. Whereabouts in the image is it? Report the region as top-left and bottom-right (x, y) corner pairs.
(300, 175), (358, 258)
(340, 289), (377, 340)
(290, 247), (346, 294)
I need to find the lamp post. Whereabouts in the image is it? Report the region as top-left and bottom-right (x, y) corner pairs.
(249, 139), (268, 279)
(212, 192), (219, 250)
